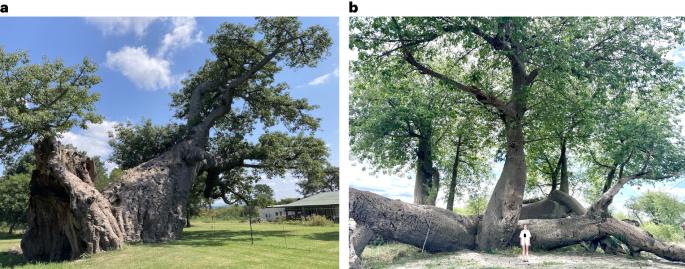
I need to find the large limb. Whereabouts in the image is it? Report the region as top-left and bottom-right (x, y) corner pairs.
(519, 190), (586, 219)
(350, 187), (685, 265)
(349, 222), (375, 269)
(350, 188), (480, 253)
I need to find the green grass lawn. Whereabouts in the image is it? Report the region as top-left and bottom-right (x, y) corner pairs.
(0, 219), (339, 268)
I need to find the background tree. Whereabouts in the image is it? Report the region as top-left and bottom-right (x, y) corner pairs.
(297, 165), (339, 197)
(627, 191), (685, 226)
(350, 59), (494, 205)
(351, 16), (685, 249)
(0, 173), (29, 235)
(276, 197), (298, 205)
(0, 48), (102, 163)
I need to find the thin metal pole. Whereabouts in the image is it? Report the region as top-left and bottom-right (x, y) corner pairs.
(421, 219), (432, 253)
(283, 221), (288, 249)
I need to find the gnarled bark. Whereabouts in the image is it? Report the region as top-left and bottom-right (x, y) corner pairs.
(103, 140), (205, 243)
(519, 190), (586, 219)
(476, 119), (527, 249)
(22, 137), (208, 261)
(21, 138), (124, 261)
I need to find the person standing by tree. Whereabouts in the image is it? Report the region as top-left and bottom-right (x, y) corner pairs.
(519, 224), (531, 262)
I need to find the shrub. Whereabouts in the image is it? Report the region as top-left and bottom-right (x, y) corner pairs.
(642, 222), (684, 242)
(304, 214), (333, 226)
(197, 206), (250, 221)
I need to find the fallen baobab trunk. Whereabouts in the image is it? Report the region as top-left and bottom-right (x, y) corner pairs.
(349, 188), (685, 268)
(22, 137), (206, 261)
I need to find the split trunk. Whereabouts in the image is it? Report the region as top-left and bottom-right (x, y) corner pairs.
(21, 137), (206, 261)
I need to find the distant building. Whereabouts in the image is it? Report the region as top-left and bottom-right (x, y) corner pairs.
(259, 207), (286, 221)
(266, 191), (339, 222)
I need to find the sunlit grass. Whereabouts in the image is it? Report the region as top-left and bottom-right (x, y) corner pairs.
(0, 219), (338, 268)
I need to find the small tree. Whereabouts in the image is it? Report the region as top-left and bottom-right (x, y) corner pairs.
(627, 191), (685, 226)
(298, 165), (339, 197)
(0, 173), (30, 234)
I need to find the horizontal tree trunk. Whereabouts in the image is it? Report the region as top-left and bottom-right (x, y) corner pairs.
(519, 190), (586, 220)
(350, 188), (480, 253)
(349, 188), (685, 268)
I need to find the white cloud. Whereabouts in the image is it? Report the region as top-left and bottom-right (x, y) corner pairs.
(85, 17), (158, 37)
(157, 17), (203, 58)
(307, 68), (339, 86)
(60, 120), (117, 158)
(59, 121), (120, 174)
(106, 46), (175, 90)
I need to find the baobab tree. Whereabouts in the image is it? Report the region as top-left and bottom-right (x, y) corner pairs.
(0, 17), (332, 261)
(351, 16), (685, 250)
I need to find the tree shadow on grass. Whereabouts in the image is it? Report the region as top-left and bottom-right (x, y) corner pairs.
(303, 231), (338, 241)
(0, 251), (27, 268)
(147, 230), (292, 247)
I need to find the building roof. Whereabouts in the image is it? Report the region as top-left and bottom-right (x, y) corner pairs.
(273, 191), (339, 208)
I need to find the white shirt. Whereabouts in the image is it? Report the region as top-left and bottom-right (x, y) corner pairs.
(519, 229), (531, 239)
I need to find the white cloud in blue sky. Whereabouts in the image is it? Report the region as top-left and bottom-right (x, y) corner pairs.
(85, 17), (158, 37)
(308, 68), (339, 86)
(100, 17), (202, 91)
(157, 17), (203, 58)
(60, 120), (119, 172)
(106, 46), (175, 90)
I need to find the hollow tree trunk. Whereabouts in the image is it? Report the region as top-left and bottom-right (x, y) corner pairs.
(350, 188), (685, 266)
(22, 137), (206, 261)
(414, 136), (436, 205)
(22, 137), (125, 261)
(476, 118), (527, 250)
(446, 137), (462, 211)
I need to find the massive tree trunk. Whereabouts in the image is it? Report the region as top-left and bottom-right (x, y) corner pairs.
(102, 139), (205, 243)
(350, 188), (685, 268)
(22, 135), (208, 261)
(22, 137), (125, 261)
(414, 136), (437, 205)
(476, 117), (527, 249)
(445, 137), (462, 211)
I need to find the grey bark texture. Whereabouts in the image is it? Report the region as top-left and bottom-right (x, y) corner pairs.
(476, 120), (527, 250)
(22, 138), (125, 261)
(22, 138), (206, 261)
(350, 187), (685, 266)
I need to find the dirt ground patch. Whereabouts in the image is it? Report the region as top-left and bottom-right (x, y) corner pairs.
(363, 243), (685, 269)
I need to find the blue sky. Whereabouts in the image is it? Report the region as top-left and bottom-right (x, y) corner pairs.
(0, 17), (339, 200)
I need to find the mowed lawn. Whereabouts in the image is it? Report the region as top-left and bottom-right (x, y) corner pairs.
(0, 220), (339, 268)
